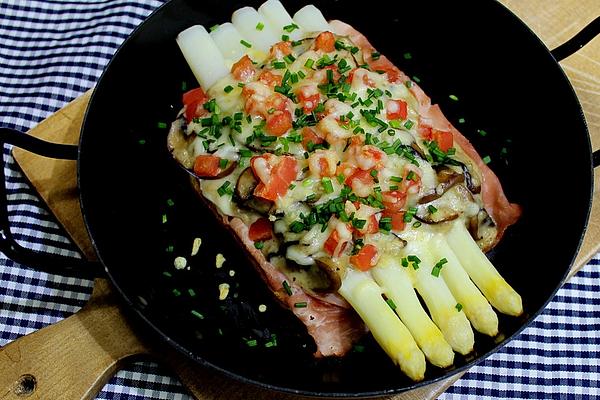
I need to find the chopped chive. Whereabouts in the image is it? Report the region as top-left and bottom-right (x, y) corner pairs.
(389, 185), (399, 191)
(449, 94), (459, 101)
(223, 85), (234, 93)
(406, 171), (415, 181)
(401, 257), (409, 268)
(412, 221), (422, 228)
(291, 40), (303, 47)
(456, 303), (463, 312)
(371, 51), (381, 60)
(237, 82), (245, 88)
(458, 117), (466, 124)
(431, 258), (448, 277)
(407, 255), (421, 264)
(162, 271), (172, 278)
(239, 149), (252, 157)
(284, 54), (296, 64)
(281, 34), (290, 41)
(386, 298), (397, 311)
(138, 139), (146, 145)
(289, 183), (296, 190)
(477, 129), (488, 137)
(403, 120), (414, 130)
(283, 23), (299, 32)
(161, 214), (167, 224)
(305, 193), (316, 202)
(256, 22), (265, 31)
(172, 288), (181, 297)
(167, 198), (175, 207)
(219, 158), (228, 169)
(321, 178), (334, 194)
(191, 309), (204, 319)
(282, 280), (293, 296)
(352, 218), (366, 230)
(412, 76), (421, 83)
(240, 39), (252, 48)
(188, 288), (196, 297)
(272, 61), (286, 69)
(427, 205), (438, 214)
(390, 176), (403, 183)
(304, 58), (315, 69)
(246, 339), (258, 347)
(254, 241), (264, 249)
(181, 81), (187, 91)
(482, 155), (492, 164)
(353, 344), (365, 353)
(209, 24), (219, 32)
(403, 52), (412, 60)
(337, 173), (345, 184)
(298, 70), (306, 79)
(166, 245), (174, 253)
(157, 121), (167, 129)
(294, 302), (308, 308)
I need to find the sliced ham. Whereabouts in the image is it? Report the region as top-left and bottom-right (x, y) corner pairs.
(330, 20), (521, 241)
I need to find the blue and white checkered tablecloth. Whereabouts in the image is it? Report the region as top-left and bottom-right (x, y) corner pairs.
(0, 1), (598, 399)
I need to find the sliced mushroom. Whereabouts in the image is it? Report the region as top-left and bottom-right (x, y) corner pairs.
(167, 119), (195, 169)
(460, 163), (481, 194)
(415, 184), (475, 224)
(418, 166), (465, 204)
(313, 257), (345, 293)
(469, 209), (497, 252)
(235, 167), (273, 214)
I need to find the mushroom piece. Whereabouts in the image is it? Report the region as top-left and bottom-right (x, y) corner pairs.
(415, 184), (474, 224)
(460, 163), (481, 194)
(313, 257), (345, 293)
(418, 166), (465, 204)
(167, 119), (238, 180)
(235, 167), (273, 214)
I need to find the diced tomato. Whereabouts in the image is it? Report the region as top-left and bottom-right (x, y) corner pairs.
(297, 86), (321, 113)
(324, 229), (348, 256)
(418, 123), (433, 140)
(314, 31), (335, 52)
(381, 190), (407, 212)
(182, 87), (208, 123)
(231, 55), (256, 82)
(382, 210), (405, 232)
(251, 155), (298, 201)
(386, 99), (408, 120)
(248, 218), (273, 242)
(258, 71), (283, 88)
(350, 244), (379, 271)
(269, 41), (293, 58)
(346, 169), (374, 197)
(336, 162), (357, 181)
(193, 155), (222, 178)
(356, 214), (378, 236)
(301, 127), (324, 149)
(266, 110), (292, 136)
(433, 129), (453, 152)
(347, 68), (376, 87)
(369, 59), (401, 83)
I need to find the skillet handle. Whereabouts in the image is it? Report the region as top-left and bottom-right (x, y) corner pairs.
(550, 17), (600, 169)
(0, 127), (103, 278)
(550, 16), (600, 61)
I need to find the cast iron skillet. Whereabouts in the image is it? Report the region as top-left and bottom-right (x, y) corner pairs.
(0, 0), (599, 397)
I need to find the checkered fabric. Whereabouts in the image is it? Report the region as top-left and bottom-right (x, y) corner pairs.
(0, 1), (598, 399)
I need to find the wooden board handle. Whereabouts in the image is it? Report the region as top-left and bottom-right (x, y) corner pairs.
(0, 279), (150, 400)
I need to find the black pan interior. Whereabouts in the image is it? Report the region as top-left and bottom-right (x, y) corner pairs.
(79, 0), (592, 396)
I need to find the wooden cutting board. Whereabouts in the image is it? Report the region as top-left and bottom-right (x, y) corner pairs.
(0, 1), (598, 399)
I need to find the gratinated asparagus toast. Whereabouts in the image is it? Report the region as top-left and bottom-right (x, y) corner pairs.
(168, 0), (522, 381)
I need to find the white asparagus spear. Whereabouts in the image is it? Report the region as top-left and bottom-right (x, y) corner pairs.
(177, 25), (229, 90)
(293, 5), (332, 34)
(405, 239), (474, 355)
(258, 0), (305, 41)
(339, 268), (426, 381)
(446, 221), (523, 316)
(371, 256), (454, 368)
(430, 234), (499, 336)
(232, 7), (279, 53)
(210, 23), (252, 67)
